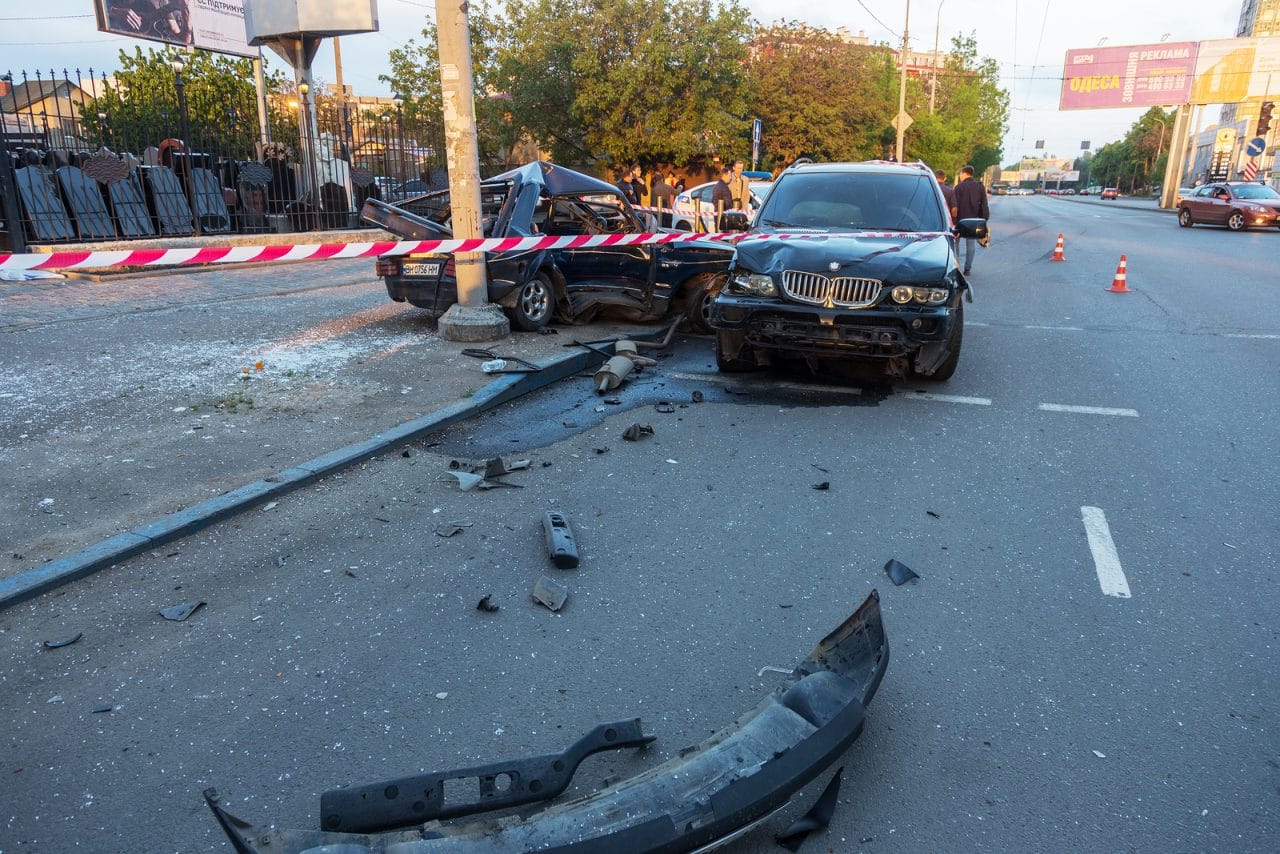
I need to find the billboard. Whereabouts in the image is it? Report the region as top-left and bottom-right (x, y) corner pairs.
(94, 1), (254, 58)
(1191, 37), (1280, 106)
(1060, 42), (1198, 110)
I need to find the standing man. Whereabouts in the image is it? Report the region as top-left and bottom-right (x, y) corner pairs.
(650, 170), (675, 226)
(616, 163), (642, 205)
(935, 169), (957, 224)
(953, 165), (989, 276)
(727, 159), (751, 213)
(710, 166), (734, 230)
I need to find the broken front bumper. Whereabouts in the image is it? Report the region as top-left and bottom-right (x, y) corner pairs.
(205, 591), (888, 853)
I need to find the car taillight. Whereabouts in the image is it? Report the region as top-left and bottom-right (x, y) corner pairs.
(444, 257), (456, 278)
(375, 257), (399, 277)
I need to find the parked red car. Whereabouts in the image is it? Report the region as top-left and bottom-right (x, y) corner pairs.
(1100, 187), (1119, 200)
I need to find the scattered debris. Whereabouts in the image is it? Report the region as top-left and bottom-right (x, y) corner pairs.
(401, 449), (412, 458)
(345, 570), (358, 578)
(159, 601), (206, 622)
(811, 463), (829, 474)
(461, 348), (541, 373)
(275, 555), (287, 568)
(812, 482), (830, 491)
(444, 471), (487, 492)
(532, 575), (568, 611)
(92, 703), (112, 714)
(691, 390), (704, 403)
(775, 766), (843, 852)
(536, 327), (558, 335)
(563, 420), (578, 428)
(434, 523), (466, 538)
(756, 665), (791, 676)
(435, 692), (449, 700)
(603, 397), (621, 405)
(665, 459), (679, 465)
(1224, 543), (1237, 550)
(927, 510), (940, 518)
(544, 513), (580, 569)
(47, 695), (63, 704)
(595, 405), (606, 413)
(42, 633), (83, 650)
(622, 424), (654, 442)
(262, 501), (279, 512)
(883, 559), (919, 586)
(594, 447), (609, 455)
(654, 402), (675, 414)
(476, 595), (500, 613)
(38, 498), (55, 514)
(1092, 750), (1106, 759)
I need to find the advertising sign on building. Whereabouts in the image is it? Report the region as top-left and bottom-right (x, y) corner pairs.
(1059, 42), (1198, 110)
(1191, 37), (1280, 106)
(94, 0), (254, 58)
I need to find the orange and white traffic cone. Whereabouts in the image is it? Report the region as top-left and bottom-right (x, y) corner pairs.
(1107, 255), (1130, 293)
(1051, 233), (1066, 261)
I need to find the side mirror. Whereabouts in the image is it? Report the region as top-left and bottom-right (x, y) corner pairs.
(955, 217), (988, 240)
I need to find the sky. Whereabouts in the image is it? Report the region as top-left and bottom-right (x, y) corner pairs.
(0, 0), (1244, 161)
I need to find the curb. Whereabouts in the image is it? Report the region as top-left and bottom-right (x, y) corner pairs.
(0, 346), (609, 612)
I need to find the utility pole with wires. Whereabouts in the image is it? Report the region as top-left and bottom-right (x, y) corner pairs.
(894, 0), (912, 160)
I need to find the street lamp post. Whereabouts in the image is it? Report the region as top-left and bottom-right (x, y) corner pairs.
(393, 95), (404, 182)
(380, 113), (391, 190)
(895, 0), (911, 160)
(171, 56), (200, 235)
(930, 0), (945, 114)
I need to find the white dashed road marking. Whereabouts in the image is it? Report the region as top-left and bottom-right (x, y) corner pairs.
(1039, 403), (1139, 417)
(1024, 325), (1084, 331)
(1225, 333), (1280, 339)
(1080, 506), (1132, 598)
(907, 393), (992, 406)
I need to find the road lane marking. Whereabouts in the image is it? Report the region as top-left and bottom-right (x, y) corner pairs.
(907, 393), (992, 406)
(1225, 333), (1280, 339)
(1080, 506), (1132, 598)
(967, 321), (990, 327)
(1024, 325), (1084, 331)
(1039, 403), (1139, 417)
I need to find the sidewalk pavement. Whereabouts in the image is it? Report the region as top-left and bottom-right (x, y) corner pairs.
(0, 258), (665, 607)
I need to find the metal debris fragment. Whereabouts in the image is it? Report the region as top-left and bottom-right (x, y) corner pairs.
(543, 512), (580, 569)
(775, 766), (843, 852)
(812, 482), (830, 491)
(691, 389), (704, 403)
(160, 601), (206, 621)
(654, 402), (675, 414)
(622, 424), (654, 442)
(476, 595), (500, 613)
(532, 576), (568, 611)
(42, 633), (83, 649)
(883, 559), (919, 586)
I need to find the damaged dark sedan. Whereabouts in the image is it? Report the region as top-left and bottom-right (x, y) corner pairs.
(363, 162), (733, 331)
(709, 160), (985, 380)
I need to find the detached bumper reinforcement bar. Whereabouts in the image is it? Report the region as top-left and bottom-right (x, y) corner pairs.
(204, 590), (889, 853)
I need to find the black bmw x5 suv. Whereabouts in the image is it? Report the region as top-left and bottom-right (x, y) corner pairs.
(708, 160), (987, 380)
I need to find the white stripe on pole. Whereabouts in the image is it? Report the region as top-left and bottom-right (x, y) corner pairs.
(1080, 506), (1132, 598)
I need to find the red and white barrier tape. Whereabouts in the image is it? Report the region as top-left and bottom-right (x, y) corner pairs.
(0, 230), (943, 272)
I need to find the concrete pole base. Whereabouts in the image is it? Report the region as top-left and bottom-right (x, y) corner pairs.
(437, 303), (511, 342)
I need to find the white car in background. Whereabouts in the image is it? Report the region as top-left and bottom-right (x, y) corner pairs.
(667, 181), (771, 231)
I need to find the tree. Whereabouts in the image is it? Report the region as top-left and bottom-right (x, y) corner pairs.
(86, 46), (291, 159)
(746, 23), (896, 167)
(907, 33), (1008, 174)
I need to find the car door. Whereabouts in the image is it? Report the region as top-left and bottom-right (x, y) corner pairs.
(545, 194), (655, 311)
(1185, 186), (1216, 221)
(1203, 185), (1232, 224)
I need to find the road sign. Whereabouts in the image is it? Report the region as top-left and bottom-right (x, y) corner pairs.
(751, 118), (762, 170)
(1243, 159), (1258, 181)
(1246, 136), (1266, 157)
(892, 110), (913, 133)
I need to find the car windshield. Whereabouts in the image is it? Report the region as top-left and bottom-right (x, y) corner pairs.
(757, 171), (946, 232)
(1233, 184), (1280, 200)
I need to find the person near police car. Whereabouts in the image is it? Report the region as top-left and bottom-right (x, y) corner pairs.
(953, 165), (989, 275)
(727, 159), (751, 213)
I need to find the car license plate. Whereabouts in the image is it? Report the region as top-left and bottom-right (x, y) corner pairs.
(402, 262), (442, 277)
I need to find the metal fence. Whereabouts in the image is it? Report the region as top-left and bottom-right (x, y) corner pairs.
(0, 66), (450, 252)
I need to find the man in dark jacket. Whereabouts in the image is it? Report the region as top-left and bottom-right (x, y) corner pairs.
(953, 165), (990, 275)
(616, 163), (642, 205)
(710, 166), (734, 230)
(935, 169), (957, 223)
(650, 170), (675, 226)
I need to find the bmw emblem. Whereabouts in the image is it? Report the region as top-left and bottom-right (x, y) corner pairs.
(828, 261), (840, 272)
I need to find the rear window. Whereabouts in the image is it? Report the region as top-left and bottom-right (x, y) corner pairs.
(757, 171), (946, 233)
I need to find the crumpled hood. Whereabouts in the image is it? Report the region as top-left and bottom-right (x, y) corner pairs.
(734, 233), (954, 282)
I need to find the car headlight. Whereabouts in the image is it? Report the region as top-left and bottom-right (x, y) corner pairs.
(891, 286), (950, 305)
(729, 272), (777, 296)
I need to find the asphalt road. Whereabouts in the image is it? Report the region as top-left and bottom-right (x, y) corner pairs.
(1, 196), (1277, 852)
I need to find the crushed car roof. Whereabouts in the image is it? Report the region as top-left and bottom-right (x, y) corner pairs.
(486, 161), (621, 197)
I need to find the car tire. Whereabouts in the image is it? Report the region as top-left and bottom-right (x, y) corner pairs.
(510, 272), (554, 331)
(1226, 211), (1246, 231)
(918, 302), (963, 381)
(715, 330), (756, 372)
(682, 272), (719, 333)
(1178, 208), (1194, 228)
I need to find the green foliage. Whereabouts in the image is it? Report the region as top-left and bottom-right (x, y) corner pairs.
(1088, 107), (1173, 191)
(85, 46), (290, 158)
(908, 33), (1008, 174)
(746, 23), (895, 167)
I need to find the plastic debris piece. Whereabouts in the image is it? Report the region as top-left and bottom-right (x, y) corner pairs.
(47, 695), (63, 704)
(691, 390), (704, 403)
(275, 555), (287, 567)
(537, 326), (558, 335)
(595, 447), (609, 455)
(160, 601), (206, 621)
(434, 523), (465, 538)
(1092, 750), (1106, 759)
(92, 703), (112, 714)
(444, 471), (486, 492)
(884, 559), (919, 586)
(812, 482), (830, 491)
(262, 501), (279, 512)
(401, 449), (412, 458)
(543, 512), (580, 569)
(655, 402), (675, 414)
(476, 595), (500, 613)
(604, 397), (621, 405)
(622, 424), (654, 442)
(595, 405), (607, 413)
(42, 633), (83, 649)
(775, 766), (843, 852)
(435, 692), (449, 700)
(811, 463), (829, 474)
(532, 576), (568, 611)
(481, 359), (508, 373)
(927, 510), (940, 518)
(563, 420), (578, 428)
